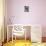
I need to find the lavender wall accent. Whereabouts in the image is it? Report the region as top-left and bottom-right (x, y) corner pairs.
(6, 0), (46, 37)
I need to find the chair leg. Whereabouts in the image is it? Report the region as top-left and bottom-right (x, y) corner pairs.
(15, 36), (16, 42)
(12, 31), (13, 43)
(25, 30), (26, 42)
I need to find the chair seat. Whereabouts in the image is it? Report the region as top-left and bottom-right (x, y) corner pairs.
(13, 31), (24, 36)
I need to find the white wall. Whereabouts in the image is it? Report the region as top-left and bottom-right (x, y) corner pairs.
(7, 0), (46, 37)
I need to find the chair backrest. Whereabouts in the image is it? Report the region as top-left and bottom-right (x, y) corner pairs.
(12, 25), (25, 36)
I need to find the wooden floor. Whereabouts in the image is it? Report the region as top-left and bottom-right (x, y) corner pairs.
(3, 40), (46, 46)
(3, 40), (31, 46)
(2, 37), (46, 46)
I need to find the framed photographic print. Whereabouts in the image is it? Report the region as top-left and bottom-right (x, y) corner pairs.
(24, 6), (29, 12)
